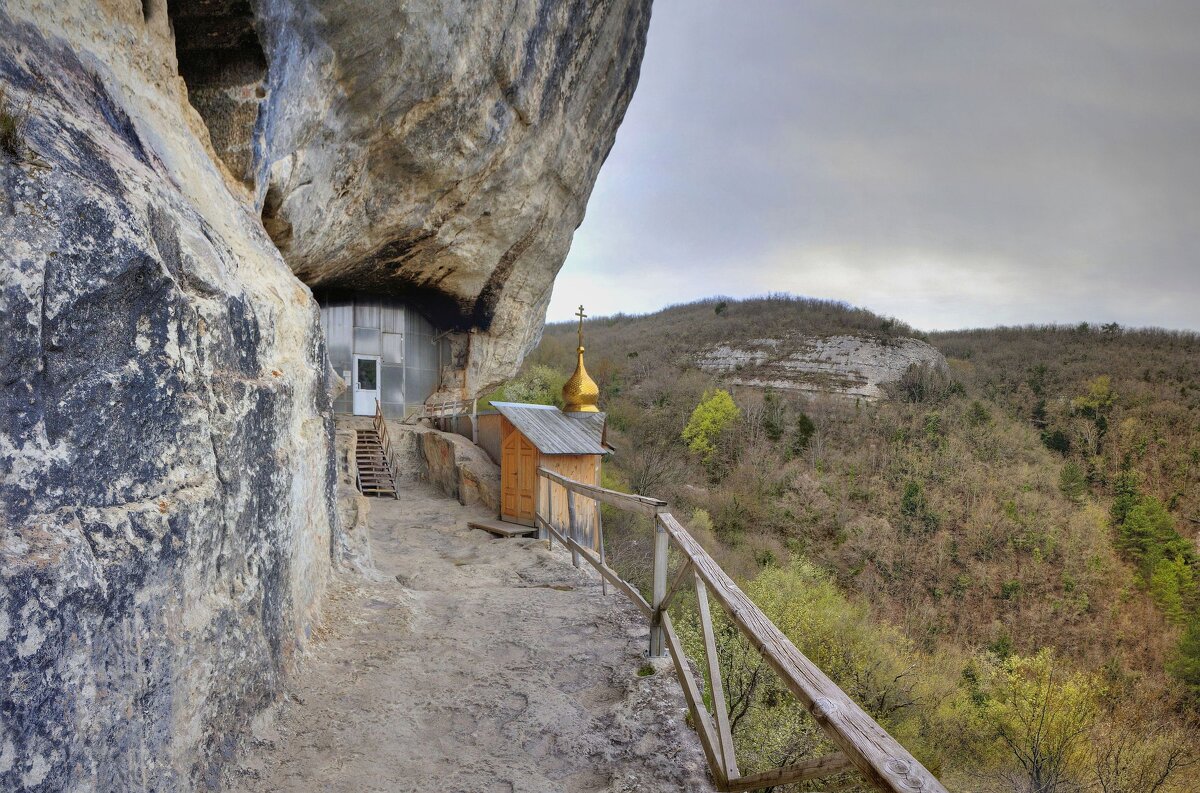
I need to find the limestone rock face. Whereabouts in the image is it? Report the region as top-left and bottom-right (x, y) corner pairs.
(250, 0), (652, 395)
(0, 0), (648, 788)
(697, 334), (949, 399)
(392, 423), (501, 512)
(0, 5), (339, 790)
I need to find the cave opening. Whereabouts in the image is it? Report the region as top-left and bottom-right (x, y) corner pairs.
(166, 0), (267, 186)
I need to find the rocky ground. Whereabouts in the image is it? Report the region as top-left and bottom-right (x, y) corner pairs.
(227, 481), (713, 793)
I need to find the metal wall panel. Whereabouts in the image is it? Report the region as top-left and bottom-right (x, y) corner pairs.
(354, 298), (381, 329)
(382, 332), (404, 364)
(325, 302), (353, 367)
(318, 291), (447, 414)
(381, 363), (405, 405)
(381, 300), (405, 334)
(353, 327), (380, 356)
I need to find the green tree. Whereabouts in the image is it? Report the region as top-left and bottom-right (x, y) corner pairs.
(1149, 557), (1196, 625)
(681, 389), (741, 465)
(1072, 374), (1116, 436)
(483, 364), (566, 408)
(788, 412), (816, 458)
(1058, 462), (1088, 503)
(974, 649), (1101, 793)
(762, 389), (785, 441)
(1169, 619), (1200, 699)
(1119, 497), (1195, 575)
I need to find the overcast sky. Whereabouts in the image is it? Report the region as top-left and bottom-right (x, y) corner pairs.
(546, 1), (1200, 332)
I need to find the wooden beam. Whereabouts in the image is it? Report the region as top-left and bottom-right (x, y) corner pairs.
(566, 488), (581, 568)
(595, 498), (608, 596)
(650, 515), (669, 657)
(538, 517), (651, 618)
(658, 557), (694, 615)
(724, 752), (855, 792)
(661, 611), (727, 788)
(696, 573), (739, 780)
(538, 467), (666, 516)
(657, 513), (948, 793)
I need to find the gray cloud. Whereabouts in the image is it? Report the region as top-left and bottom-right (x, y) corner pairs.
(549, 0), (1200, 331)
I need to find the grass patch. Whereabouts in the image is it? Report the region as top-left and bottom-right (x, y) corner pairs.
(636, 662), (656, 677)
(0, 86), (29, 159)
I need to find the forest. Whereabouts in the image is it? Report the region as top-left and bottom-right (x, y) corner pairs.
(488, 295), (1200, 792)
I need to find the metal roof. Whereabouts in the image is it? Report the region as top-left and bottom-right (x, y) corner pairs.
(490, 402), (608, 455)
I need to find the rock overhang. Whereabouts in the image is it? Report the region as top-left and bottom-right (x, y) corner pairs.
(229, 0), (653, 394)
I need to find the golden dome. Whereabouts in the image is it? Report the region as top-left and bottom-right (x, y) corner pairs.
(563, 304), (600, 413)
(563, 346), (600, 413)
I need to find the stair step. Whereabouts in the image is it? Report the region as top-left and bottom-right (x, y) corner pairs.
(355, 428), (397, 498)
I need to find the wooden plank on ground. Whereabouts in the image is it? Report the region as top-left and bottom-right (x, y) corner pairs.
(468, 518), (538, 538)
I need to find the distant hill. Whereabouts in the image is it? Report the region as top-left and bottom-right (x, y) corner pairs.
(505, 296), (1200, 791)
(532, 295), (943, 400)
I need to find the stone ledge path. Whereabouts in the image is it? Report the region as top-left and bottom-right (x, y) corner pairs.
(230, 481), (713, 793)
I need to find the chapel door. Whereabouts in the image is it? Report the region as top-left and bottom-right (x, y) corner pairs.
(501, 432), (537, 526)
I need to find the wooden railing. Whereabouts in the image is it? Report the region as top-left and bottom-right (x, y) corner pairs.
(536, 466), (948, 793)
(373, 398), (395, 470)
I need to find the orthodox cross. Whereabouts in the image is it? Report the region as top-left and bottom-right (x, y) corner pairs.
(575, 305), (587, 348)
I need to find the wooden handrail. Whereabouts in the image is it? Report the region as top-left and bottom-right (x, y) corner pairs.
(538, 466), (666, 516)
(373, 399), (394, 473)
(535, 467), (948, 793)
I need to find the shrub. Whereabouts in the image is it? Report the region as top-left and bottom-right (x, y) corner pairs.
(1169, 619), (1200, 699)
(1059, 462), (1088, 502)
(884, 361), (956, 404)
(0, 86), (29, 159)
(681, 389), (740, 465)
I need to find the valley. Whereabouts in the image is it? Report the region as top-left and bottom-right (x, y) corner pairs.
(494, 295), (1200, 791)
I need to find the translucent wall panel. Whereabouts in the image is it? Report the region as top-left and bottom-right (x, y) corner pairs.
(406, 366), (437, 406)
(381, 364), (405, 405)
(318, 291), (448, 414)
(382, 332), (404, 364)
(353, 327), (380, 356)
(354, 298), (381, 329)
(381, 300), (405, 334)
(324, 302), (353, 369)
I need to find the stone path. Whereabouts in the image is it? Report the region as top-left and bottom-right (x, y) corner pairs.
(229, 481), (713, 793)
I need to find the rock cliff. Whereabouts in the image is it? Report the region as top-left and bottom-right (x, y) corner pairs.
(0, 1), (647, 789)
(697, 334), (948, 399)
(190, 0), (651, 395)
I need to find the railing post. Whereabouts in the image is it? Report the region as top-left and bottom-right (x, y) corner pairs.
(545, 476), (554, 550)
(650, 512), (669, 657)
(595, 499), (608, 596)
(567, 489), (581, 568)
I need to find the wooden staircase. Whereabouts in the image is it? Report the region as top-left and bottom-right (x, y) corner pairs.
(356, 401), (398, 498)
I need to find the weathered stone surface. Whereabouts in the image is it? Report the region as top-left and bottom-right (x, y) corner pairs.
(0, 0), (648, 789)
(251, 0), (652, 396)
(697, 334), (949, 399)
(332, 422), (374, 574)
(393, 423), (501, 512)
(0, 5), (339, 790)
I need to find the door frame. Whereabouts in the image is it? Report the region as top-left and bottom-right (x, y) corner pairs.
(501, 431), (537, 526)
(352, 354), (382, 416)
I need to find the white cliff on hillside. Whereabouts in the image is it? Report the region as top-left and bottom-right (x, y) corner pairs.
(697, 334), (948, 399)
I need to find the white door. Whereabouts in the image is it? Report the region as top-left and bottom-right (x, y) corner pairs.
(353, 355), (381, 415)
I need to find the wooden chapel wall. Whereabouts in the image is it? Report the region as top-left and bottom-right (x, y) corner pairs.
(541, 454), (601, 552)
